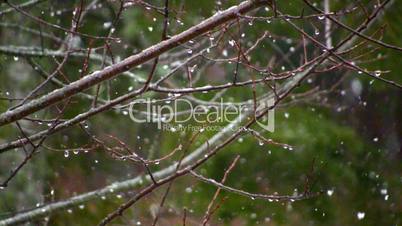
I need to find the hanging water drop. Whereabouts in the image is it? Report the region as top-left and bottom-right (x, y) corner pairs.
(222, 49), (228, 57)
(290, 47), (295, 52)
(229, 40), (235, 46)
(103, 22), (112, 29)
(357, 212), (365, 220)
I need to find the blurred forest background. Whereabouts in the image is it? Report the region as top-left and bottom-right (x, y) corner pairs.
(0, 0), (401, 225)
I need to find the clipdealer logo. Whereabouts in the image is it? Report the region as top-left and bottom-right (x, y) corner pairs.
(128, 98), (275, 132)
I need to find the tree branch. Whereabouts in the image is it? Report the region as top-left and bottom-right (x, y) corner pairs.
(0, 0), (271, 127)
